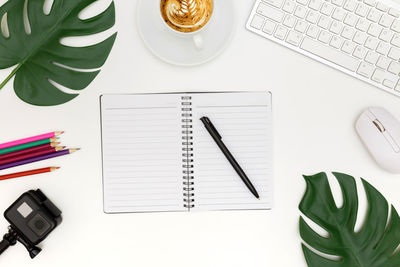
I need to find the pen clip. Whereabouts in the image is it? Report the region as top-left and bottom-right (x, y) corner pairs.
(201, 117), (222, 139)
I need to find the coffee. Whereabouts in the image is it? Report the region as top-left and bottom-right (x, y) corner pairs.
(160, 0), (213, 33)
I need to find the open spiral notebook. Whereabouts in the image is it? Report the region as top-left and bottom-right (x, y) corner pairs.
(100, 92), (273, 213)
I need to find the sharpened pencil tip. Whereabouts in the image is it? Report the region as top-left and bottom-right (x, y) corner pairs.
(50, 167), (61, 171)
(69, 148), (80, 153)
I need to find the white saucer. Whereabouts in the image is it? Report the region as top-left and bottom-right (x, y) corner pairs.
(137, 0), (236, 66)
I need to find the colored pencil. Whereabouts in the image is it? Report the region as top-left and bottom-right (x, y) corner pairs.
(0, 132), (63, 150)
(0, 167), (60, 181)
(0, 146), (65, 165)
(0, 142), (59, 160)
(0, 149), (79, 170)
(0, 138), (58, 155)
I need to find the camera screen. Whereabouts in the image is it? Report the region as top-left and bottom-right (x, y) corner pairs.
(17, 202), (33, 218)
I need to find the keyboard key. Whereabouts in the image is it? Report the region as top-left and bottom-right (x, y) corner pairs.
(286, 30), (303, 45)
(365, 51), (380, 64)
(264, 0), (284, 8)
(357, 62), (374, 77)
(396, 82), (400, 92)
(258, 3), (285, 22)
(344, 13), (358, 26)
(388, 47), (400, 60)
(294, 5), (308, 18)
(309, 0), (322, 10)
(274, 25), (288, 39)
(367, 24), (382, 36)
(342, 27), (355, 39)
(353, 46), (367, 58)
(330, 21), (343, 34)
(307, 24), (320, 37)
(356, 19), (370, 31)
(376, 42), (390, 55)
(318, 30), (332, 43)
(383, 79), (396, 88)
(250, 15), (265, 29)
(365, 36), (379, 49)
(376, 2), (389, 12)
(283, 0), (296, 13)
(355, 4), (369, 17)
(332, 0), (344, 7)
(379, 29), (393, 42)
(342, 40), (356, 53)
(297, 0), (309, 5)
(389, 8), (400, 18)
(383, 73), (398, 85)
(321, 2), (334, 16)
(283, 15), (297, 27)
(363, 0), (376, 7)
(367, 9), (383, 22)
(301, 37), (360, 71)
(379, 14), (394, 28)
(372, 68), (385, 82)
(318, 16), (331, 28)
(263, 20), (277, 34)
(391, 20), (400, 32)
(391, 34), (400, 47)
(343, 0), (357, 11)
(330, 35), (344, 48)
(295, 20), (308, 32)
(388, 61), (400, 75)
(353, 31), (367, 44)
(332, 8), (346, 21)
(306, 10), (320, 23)
(377, 56), (390, 68)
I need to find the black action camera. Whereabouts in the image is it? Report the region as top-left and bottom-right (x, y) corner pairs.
(0, 189), (62, 258)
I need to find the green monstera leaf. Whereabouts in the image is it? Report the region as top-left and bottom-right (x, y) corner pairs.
(0, 0), (117, 106)
(299, 172), (400, 267)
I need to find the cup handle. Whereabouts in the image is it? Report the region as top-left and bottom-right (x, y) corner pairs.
(193, 34), (204, 50)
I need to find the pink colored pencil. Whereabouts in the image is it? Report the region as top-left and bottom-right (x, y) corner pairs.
(0, 131), (64, 150)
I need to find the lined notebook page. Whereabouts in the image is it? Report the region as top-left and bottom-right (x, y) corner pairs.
(101, 94), (186, 213)
(191, 92), (273, 211)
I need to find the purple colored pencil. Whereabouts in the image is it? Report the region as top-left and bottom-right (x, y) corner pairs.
(0, 149), (79, 171)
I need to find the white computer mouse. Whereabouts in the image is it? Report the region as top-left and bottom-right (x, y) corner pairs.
(356, 107), (400, 173)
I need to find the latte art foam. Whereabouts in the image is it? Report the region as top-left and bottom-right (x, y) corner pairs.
(160, 0), (213, 33)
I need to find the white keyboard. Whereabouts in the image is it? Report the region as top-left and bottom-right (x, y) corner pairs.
(247, 0), (400, 96)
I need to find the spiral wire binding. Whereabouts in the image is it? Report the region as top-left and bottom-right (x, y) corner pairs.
(182, 96), (195, 209)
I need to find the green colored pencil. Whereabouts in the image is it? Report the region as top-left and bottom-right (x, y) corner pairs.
(0, 138), (58, 155)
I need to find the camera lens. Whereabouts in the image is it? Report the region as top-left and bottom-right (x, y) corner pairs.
(28, 214), (51, 237)
(34, 220), (45, 230)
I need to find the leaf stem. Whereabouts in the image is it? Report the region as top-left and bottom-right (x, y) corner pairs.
(0, 64), (21, 90)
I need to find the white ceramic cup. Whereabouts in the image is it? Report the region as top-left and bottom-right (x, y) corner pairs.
(159, 0), (214, 50)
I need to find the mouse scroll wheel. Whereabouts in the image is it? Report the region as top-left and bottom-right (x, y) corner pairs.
(373, 119), (386, 132)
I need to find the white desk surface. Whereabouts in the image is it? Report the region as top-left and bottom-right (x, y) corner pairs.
(0, 0), (400, 266)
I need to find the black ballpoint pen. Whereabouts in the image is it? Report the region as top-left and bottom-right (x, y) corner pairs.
(200, 116), (260, 199)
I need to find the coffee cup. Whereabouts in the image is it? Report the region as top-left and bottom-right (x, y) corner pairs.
(160, 0), (214, 50)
